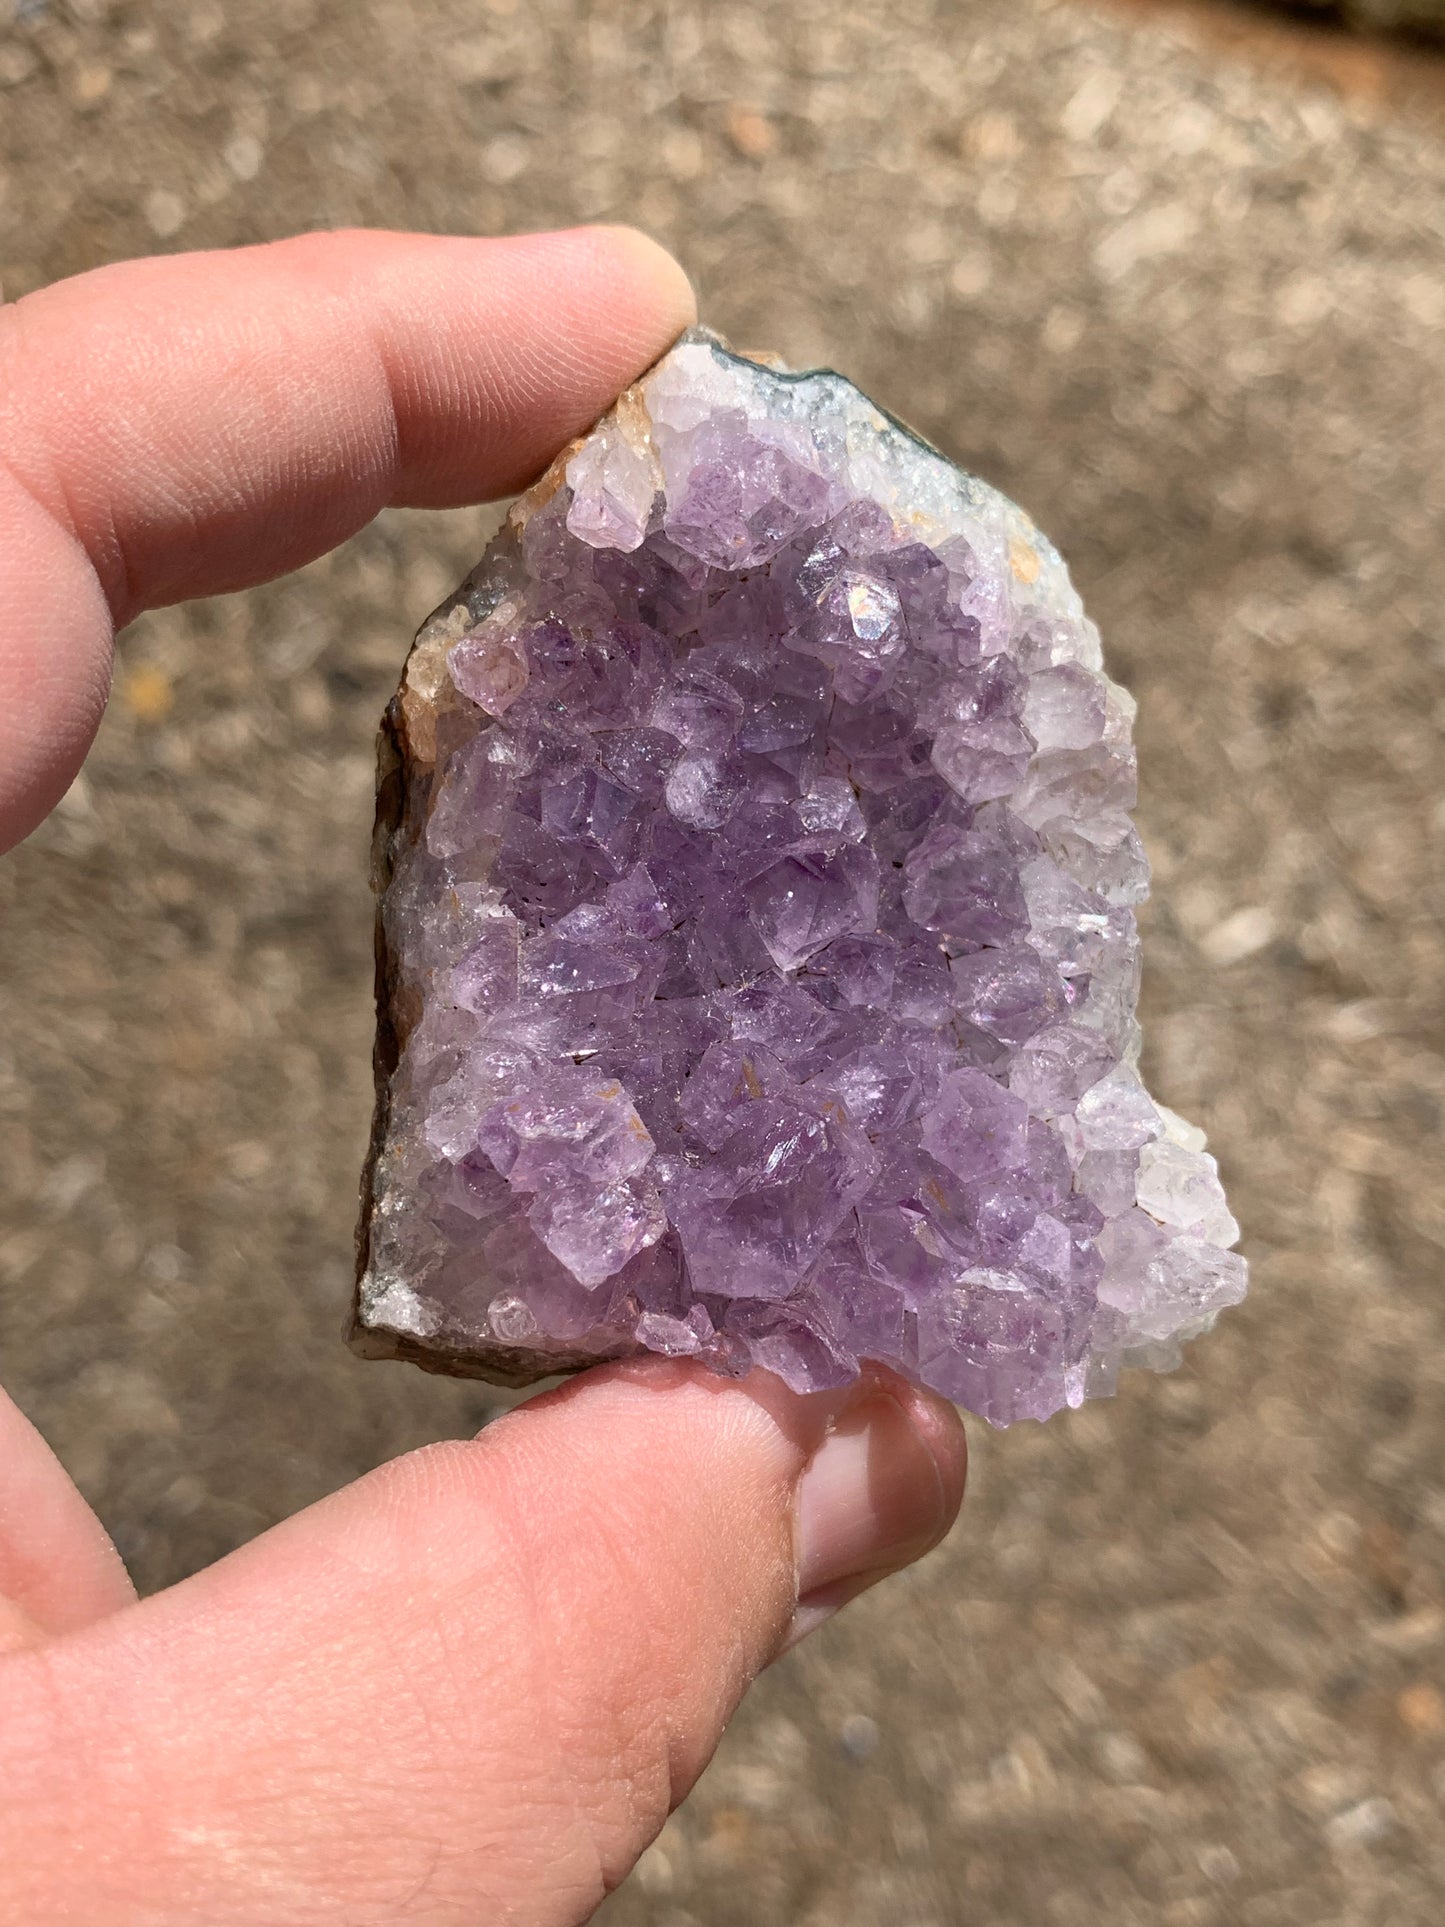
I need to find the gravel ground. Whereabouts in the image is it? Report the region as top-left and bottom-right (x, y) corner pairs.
(3, 2), (1445, 1922)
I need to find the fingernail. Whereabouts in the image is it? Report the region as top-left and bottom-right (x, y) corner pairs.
(792, 1388), (953, 1613)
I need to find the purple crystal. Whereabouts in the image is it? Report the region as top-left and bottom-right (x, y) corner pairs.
(353, 329), (1246, 1423)
(920, 1069), (1031, 1182)
(474, 1069), (665, 1287)
(662, 1097), (877, 1302)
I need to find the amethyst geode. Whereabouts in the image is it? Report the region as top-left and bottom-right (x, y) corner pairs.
(352, 329), (1245, 1424)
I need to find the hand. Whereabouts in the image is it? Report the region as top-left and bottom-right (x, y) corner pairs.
(0, 229), (967, 1925)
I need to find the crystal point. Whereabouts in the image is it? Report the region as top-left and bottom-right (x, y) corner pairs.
(353, 329), (1245, 1421)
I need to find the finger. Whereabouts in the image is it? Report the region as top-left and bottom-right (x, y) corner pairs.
(0, 1388), (135, 1646)
(0, 225), (695, 849)
(0, 1363), (965, 1926)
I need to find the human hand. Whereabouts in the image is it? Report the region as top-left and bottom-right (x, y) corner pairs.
(0, 228), (967, 1925)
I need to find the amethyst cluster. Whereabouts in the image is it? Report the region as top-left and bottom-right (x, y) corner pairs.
(353, 330), (1244, 1424)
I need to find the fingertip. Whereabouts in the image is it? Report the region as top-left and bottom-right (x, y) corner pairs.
(588, 224), (698, 344)
(0, 1388), (137, 1634)
(894, 1380), (969, 1536)
(0, 465), (113, 853)
(791, 1376), (964, 1612)
(538, 1356), (967, 1574)
(505, 1352), (840, 1514)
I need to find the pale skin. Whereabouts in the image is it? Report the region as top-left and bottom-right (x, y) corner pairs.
(0, 226), (968, 1926)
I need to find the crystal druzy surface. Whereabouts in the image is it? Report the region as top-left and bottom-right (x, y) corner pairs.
(353, 330), (1245, 1424)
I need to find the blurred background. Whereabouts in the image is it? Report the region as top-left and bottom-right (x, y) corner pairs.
(3, 0), (1445, 1921)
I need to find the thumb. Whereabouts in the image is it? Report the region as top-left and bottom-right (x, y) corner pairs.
(0, 1360), (965, 1927)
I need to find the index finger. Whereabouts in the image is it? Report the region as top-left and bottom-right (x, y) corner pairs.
(0, 226), (695, 850)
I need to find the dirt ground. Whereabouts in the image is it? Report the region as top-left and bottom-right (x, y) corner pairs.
(3, 1), (1445, 1922)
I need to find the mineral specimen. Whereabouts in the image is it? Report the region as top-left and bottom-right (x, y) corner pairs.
(352, 329), (1245, 1424)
